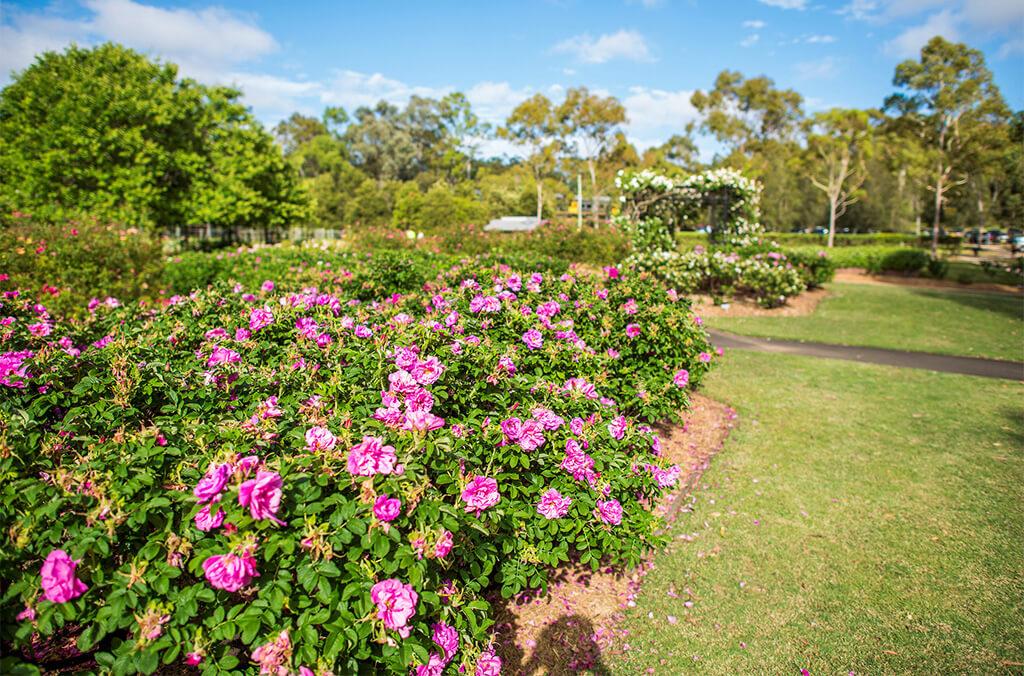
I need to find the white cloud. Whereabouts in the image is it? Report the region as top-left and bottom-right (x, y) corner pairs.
(741, 34), (761, 47)
(553, 29), (654, 64)
(622, 86), (698, 132)
(743, 19), (767, 28)
(83, 0), (277, 67)
(997, 35), (1024, 58)
(758, 0), (807, 10)
(465, 81), (533, 123)
(320, 70), (449, 110)
(837, 0), (879, 20)
(0, 13), (85, 81)
(884, 9), (960, 57)
(961, 0), (1024, 29)
(806, 34), (837, 43)
(795, 56), (839, 79)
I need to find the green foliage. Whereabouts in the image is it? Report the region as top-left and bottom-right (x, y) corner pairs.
(0, 215), (164, 317)
(0, 43), (308, 232)
(869, 248), (929, 274)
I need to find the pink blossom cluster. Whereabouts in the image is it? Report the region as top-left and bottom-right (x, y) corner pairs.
(370, 578), (418, 637)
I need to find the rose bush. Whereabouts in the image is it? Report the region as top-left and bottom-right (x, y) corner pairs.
(0, 255), (714, 674)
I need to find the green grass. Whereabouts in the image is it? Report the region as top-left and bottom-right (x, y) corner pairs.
(611, 352), (1024, 674)
(709, 282), (1024, 362)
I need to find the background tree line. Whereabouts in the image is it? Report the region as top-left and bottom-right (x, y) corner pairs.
(1, 38), (1019, 246)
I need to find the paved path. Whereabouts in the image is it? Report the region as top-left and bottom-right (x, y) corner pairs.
(708, 330), (1024, 381)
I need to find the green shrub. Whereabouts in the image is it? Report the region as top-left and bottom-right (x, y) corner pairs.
(926, 257), (949, 280)
(870, 249), (929, 274)
(783, 249), (837, 289)
(0, 214), (163, 317)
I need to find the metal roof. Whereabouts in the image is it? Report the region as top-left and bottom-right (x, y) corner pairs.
(483, 216), (544, 232)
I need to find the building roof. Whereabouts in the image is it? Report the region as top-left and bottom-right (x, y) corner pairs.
(483, 216), (545, 233)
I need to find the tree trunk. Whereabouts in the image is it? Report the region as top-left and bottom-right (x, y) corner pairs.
(587, 159), (599, 228)
(931, 166), (944, 257)
(827, 195), (837, 248)
(535, 179), (543, 221)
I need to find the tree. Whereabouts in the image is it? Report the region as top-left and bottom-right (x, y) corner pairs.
(438, 92), (491, 181)
(499, 94), (557, 220)
(273, 113), (328, 156)
(691, 71), (803, 156)
(0, 43), (308, 232)
(803, 109), (874, 247)
(343, 101), (419, 183)
(555, 87), (627, 227)
(886, 36), (1008, 255)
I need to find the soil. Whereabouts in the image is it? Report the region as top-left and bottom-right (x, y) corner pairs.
(691, 287), (830, 319)
(492, 394), (737, 675)
(834, 268), (1023, 295)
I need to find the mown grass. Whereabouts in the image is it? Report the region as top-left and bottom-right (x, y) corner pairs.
(610, 351), (1024, 674)
(709, 282), (1024, 362)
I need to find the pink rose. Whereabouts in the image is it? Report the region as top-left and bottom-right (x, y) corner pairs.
(698, 351), (712, 363)
(475, 650), (502, 676)
(673, 369), (690, 388)
(40, 549), (88, 603)
(537, 489), (572, 519)
(608, 415), (628, 440)
(373, 494), (401, 522)
(595, 498), (623, 525)
(251, 630), (291, 675)
(193, 463), (231, 503)
(522, 329), (543, 350)
(347, 436), (398, 476)
(461, 476), (500, 515)
(305, 426), (336, 452)
(432, 622), (460, 663)
(370, 578), (418, 633)
(249, 306), (274, 332)
(410, 356), (444, 385)
(434, 530), (453, 558)
(202, 550), (258, 592)
(185, 652), (203, 666)
(238, 471), (286, 525)
(194, 503), (226, 531)
(625, 323), (641, 338)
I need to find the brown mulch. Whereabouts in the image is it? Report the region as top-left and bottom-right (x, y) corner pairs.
(690, 287), (830, 319)
(834, 268), (1023, 294)
(492, 394), (737, 675)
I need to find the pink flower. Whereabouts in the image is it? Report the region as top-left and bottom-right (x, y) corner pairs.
(603, 266), (620, 279)
(40, 550), (88, 603)
(207, 345), (241, 367)
(347, 436), (398, 476)
(401, 410), (445, 432)
(194, 503), (226, 531)
(595, 499), (623, 525)
(625, 323), (641, 338)
(411, 356), (444, 385)
(261, 280), (275, 292)
(202, 550), (258, 592)
(185, 652), (204, 666)
(522, 329), (543, 350)
(432, 622), (460, 663)
(673, 369), (690, 388)
(354, 325), (373, 338)
(608, 415), (628, 440)
(496, 356), (516, 374)
(562, 440), (596, 484)
(475, 650), (502, 676)
(532, 407), (564, 431)
(193, 463), (231, 502)
(251, 630), (291, 675)
(16, 605), (36, 622)
(698, 351), (712, 363)
(537, 489), (572, 519)
(249, 307), (274, 332)
(0, 350), (33, 388)
(469, 295), (500, 313)
(434, 530), (453, 558)
(305, 426), (336, 452)
(461, 476), (500, 515)
(27, 322), (51, 337)
(239, 471), (286, 525)
(370, 579), (418, 633)
(373, 494), (401, 522)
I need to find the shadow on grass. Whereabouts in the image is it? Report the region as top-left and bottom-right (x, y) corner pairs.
(909, 287), (1024, 322)
(494, 605), (611, 676)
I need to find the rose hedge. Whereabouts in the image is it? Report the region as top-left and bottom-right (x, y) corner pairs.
(0, 258), (714, 674)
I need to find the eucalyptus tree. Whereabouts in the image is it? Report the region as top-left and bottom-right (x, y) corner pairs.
(886, 36), (1009, 254)
(555, 87), (628, 227)
(499, 94), (558, 220)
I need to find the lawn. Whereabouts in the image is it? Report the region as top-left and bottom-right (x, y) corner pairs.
(708, 282), (1024, 362)
(610, 351), (1024, 674)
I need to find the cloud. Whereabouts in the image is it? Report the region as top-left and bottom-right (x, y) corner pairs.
(553, 29), (654, 64)
(622, 86), (698, 132)
(757, 0), (807, 10)
(321, 70), (449, 110)
(961, 0), (1024, 28)
(884, 9), (960, 57)
(806, 34), (837, 43)
(740, 34), (761, 47)
(743, 19), (767, 28)
(465, 81), (533, 123)
(795, 56), (839, 79)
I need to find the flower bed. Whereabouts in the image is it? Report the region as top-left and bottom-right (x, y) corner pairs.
(0, 257), (714, 674)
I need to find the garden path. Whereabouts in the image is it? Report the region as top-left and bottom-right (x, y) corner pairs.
(708, 329), (1024, 380)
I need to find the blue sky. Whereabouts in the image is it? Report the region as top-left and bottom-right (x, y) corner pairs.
(2, 0), (1021, 158)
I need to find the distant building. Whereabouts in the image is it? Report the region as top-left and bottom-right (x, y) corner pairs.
(483, 216), (546, 233)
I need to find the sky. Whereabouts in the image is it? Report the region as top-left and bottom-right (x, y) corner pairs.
(2, 0), (1021, 159)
